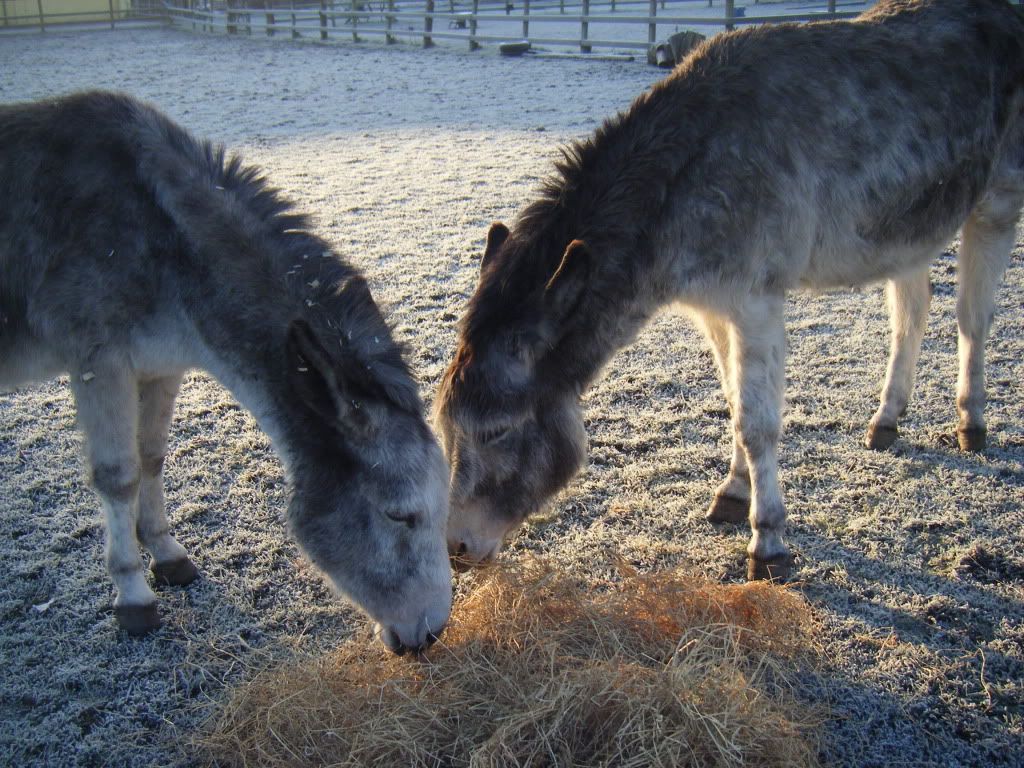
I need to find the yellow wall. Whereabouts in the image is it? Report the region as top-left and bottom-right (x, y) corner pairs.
(2, 0), (133, 26)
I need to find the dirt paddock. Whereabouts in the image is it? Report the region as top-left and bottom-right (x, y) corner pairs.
(0, 27), (1021, 768)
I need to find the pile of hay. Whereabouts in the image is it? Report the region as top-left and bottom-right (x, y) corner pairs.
(201, 559), (822, 767)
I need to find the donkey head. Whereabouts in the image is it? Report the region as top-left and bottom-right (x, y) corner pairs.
(284, 313), (451, 654)
(436, 222), (591, 567)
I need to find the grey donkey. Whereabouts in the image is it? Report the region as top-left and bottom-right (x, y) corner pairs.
(0, 91), (450, 653)
(436, 0), (1024, 581)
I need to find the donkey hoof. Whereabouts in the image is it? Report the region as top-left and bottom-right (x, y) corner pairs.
(865, 424), (899, 451)
(957, 427), (987, 453)
(115, 603), (161, 636)
(151, 557), (199, 587)
(706, 494), (749, 524)
(746, 553), (795, 582)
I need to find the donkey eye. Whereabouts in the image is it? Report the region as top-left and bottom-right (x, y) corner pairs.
(385, 511), (418, 529)
(478, 426), (511, 445)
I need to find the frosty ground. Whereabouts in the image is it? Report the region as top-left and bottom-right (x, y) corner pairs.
(0, 25), (1021, 768)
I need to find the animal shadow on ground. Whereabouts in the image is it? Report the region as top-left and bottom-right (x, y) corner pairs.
(795, 534), (1023, 768)
(683, 419), (1023, 768)
(790, 433), (1022, 768)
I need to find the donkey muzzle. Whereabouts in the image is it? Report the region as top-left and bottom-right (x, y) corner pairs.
(447, 536), (501, 571)
(375, 605), (449, 656)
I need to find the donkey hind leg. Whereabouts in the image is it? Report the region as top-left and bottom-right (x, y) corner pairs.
(137, 374), (197, 587)
(865, 266), (931, 450)
(698, 313), (750, 524)
(72, 367), (160, 635)
(729, 295), (793, 581)
(955, 200), (1019, 451)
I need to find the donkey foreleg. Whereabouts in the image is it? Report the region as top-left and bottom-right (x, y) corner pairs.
(865, 266), (931, 450)
(72, 366), (160, 635)
(137, 374), (197, 587)
(729, 295), (793, 581)
(955, 199), (1018, 452)
(698, 313), (751, 524)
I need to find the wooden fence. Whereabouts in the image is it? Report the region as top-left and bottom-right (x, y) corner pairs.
(10, 1), (1024, 53)
(162, 0), (866, 54)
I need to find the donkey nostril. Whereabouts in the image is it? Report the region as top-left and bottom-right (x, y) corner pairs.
(447, 539), (468, 559)
(451, 549), (473, 573)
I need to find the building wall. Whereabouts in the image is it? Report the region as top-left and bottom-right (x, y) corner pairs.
(2, 0), (133, 26)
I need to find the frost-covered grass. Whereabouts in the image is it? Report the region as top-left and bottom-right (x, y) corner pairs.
(0, 26), (1021, 768)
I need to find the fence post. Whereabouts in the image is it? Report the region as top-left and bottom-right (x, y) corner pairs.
(267, 11), (274, 35)
(580, 0), (590, 52)
(522, 0), (529, 39)
(648, 0), (656, 44)
(226, 0), (236, 33)
(37, 0), (44, 31)
(2, 0), (8, 28)
(725, 0), (734, 30)
(319, 0), (327, 39)
(351, 0), (358, 41)
(424, 0), (434, 46)
(469, 0), (479, 50)
(827, 0), (835, 13)
(109, 0), (115, 29)
(386, 0), (395, 43)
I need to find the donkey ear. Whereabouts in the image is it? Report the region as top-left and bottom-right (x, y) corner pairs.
(480, 222), (510, 276)
(543, 239), (590, 325)
(286, 320), (370, 435)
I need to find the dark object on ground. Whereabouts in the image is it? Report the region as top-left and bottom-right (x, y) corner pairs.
(648, 30), (706, 68)
(499, 39), (531, 56)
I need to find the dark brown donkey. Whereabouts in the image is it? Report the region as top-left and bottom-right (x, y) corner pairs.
(436, 0), (1024, 580)
(0, 91), (450, 652)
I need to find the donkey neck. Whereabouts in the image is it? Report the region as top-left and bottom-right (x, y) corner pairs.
(539, 236), (671, 398)
(514, 75), (713, 396)
(183, 228), (413, 475)
(128, 97), (417, 475)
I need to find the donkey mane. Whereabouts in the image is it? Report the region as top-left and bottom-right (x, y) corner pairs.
(216, 150), (311, 236)
(121, 91), (422, 415)
(462, 53), (715, 351)
(513, 81), (703, 269)
(216, 153), (420, 415)
(524, 84), (700, 242)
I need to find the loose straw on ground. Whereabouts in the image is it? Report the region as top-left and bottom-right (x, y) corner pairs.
(201, 558), (822, 767)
